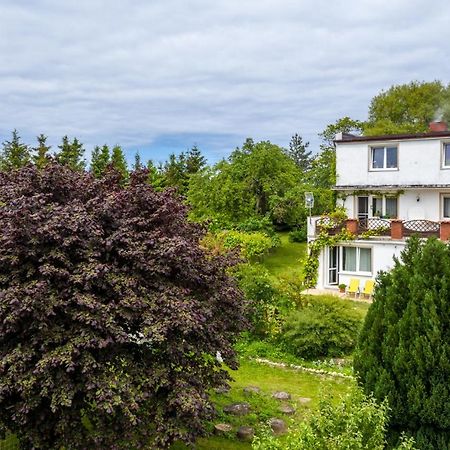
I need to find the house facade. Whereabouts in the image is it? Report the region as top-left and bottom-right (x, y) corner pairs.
(308, 121), (450, 290)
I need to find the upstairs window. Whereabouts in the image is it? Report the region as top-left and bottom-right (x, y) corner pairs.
(371, 196), (398, 219)
(443, 143), (450, 168)
(370, 146), (398, 170)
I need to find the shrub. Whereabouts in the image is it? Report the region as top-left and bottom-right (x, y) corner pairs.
(288, 225), (307, 243)
(354, 237), (450, 450)
(252, 388), (417, 450)
(0, 164), (247, 449)
(233, 264), (282, 337)
(280, 296), (363, 359)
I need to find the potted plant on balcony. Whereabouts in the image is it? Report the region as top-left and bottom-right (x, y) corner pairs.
(338, 283), (346, 293)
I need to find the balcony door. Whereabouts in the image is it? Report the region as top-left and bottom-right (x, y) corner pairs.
(357, 196), (369, 228)
(327, 246), (339, 285)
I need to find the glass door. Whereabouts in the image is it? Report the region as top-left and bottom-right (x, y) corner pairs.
(357, 196), (369, 228)
(327, 247), (339, 285)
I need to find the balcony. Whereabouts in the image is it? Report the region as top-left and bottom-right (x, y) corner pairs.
(308, 216), (450, 241)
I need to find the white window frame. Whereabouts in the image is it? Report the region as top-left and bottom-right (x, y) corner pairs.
(340, 246), (373, 276)
(441, 142), (450, 169)
(365, 195), (398, 219)
(369, 145), (398, 171)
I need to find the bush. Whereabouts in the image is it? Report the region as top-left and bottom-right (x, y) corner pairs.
(280, 296), (363, 359)
(288, 225), (307, 243)
(354, 237), (450, 450)
(0, 164), (247, 449)
(252, 388), (417, 450)
(233, 264), (282, 337)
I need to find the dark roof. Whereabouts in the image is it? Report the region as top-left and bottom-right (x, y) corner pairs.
(334, 184), (450, 191)
(335, 130), (450, 144)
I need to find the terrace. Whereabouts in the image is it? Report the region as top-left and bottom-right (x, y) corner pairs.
(307, 216), (450, 241)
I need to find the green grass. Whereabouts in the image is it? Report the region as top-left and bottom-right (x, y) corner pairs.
(173, 359), (355, 449)
(260, 232), (307, 279)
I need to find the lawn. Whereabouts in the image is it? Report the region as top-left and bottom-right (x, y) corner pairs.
(260, 232), (307, 279)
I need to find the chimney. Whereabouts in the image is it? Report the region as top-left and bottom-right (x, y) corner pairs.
(429, 120), (448, 132)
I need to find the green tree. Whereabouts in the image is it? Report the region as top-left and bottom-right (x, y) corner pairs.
(364, 81), (449, 135)
(90, 144), (110, 178)
(33, 134), (51, 169)
(163, 152), (188, 193)
(285, 133), (312, 172)
(0, 130), (31, 171)
(133, 151), (142, 170)
(56, 136), (86, 171)
(354, 237), (450, 450)
(185, 145), (206, 174)
(146, 160), (165, 190)
(110, 145), (128, 180)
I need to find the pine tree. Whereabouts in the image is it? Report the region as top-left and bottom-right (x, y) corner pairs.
(146, 160), (164, 190)
(133, 151), (142, 171)
(33, 134), (51, 169)
(111, 145), (128, 180)
(185, 145), (206, 174)
(0, 130), (31, 171)
(286, 133), (312, 171)
(354, 236), (450, 450)
(56, 136), (86, 171)
(90, 144), (110, 178)
(163, 152), (188, 194)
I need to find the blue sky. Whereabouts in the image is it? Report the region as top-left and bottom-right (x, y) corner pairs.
(1, 0), (450, 166)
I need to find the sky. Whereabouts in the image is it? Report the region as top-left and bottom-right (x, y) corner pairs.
(1, 0), (450, 166)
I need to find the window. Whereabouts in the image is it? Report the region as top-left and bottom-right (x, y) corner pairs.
(342, 247), (372, 273)
(443, 195), (450, 218)
(443, 143), (450, 168)
(370, 196), (398, 219)
(370, 146), (398, 170)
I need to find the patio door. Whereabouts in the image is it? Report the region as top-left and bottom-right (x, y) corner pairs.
(357, 196), (369, 228)
(327, 247), (339, 285)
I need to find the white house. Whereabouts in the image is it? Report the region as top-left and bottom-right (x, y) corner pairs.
(308, 121), (450, 291)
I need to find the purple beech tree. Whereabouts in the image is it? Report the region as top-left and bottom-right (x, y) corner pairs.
(0, 163), (247, 449)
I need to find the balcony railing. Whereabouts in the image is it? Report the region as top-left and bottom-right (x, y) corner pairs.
(309, 216), (450, 241)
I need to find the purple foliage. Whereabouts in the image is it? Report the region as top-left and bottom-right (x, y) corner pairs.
(0, 163), (247, 449)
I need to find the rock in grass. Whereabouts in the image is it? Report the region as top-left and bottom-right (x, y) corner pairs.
(269, 418), (287, 435)
(272, 391), (291, 400)
(298, 397), (312, 404)
(278, 404), (296, 415)
(214, 384), (231, 394)
(243, 385), (261, 395)
(223, 402), (250, 416)
(214, 423), (233, 434)
(236, 426), (254, 441)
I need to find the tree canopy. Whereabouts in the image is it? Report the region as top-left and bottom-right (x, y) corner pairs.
(0, 163), (247, 449)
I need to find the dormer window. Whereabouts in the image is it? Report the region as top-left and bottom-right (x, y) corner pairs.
(370, 146), (398, 170)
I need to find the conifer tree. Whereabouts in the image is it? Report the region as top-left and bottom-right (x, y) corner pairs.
(56, 136), (86, 171)
(133, 151), (142, 171)
(146, 160), (165, 190)
(33, 134), (51, 169)
(111, 145), (128, 180)
(0, 129), (31, 171)
(286, 133), (312, 172)
(186, 145), (206, 174)
(354, 236), (450, 450)
(90, 144), (110, 178)
(163, 152), (188, 193)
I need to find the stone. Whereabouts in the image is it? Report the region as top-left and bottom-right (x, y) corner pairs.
(269, 418), (287, 435)
(223, 402), (250, 416)
(214, 423), (233, 434)
(243, 385), (261, 395)
(214, 385), (231, 394)
(298, 397), (312, 404)
(236, 426), (254, 441)
(272, 391), (291, 400)
(278, 404), (296, 415)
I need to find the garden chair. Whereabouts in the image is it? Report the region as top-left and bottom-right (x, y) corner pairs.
(361, 279), (375, 300)
(346, 278), (360, 297)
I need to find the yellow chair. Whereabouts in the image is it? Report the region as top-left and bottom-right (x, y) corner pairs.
(361, 279), (375, 300)
(346, 278), (360, 297)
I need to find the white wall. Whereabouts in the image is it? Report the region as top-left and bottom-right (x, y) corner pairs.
(336, 137), (450, 187)
(317, 240), (406, 290)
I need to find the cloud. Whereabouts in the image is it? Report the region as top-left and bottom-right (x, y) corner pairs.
(1, 0), (450, 164)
